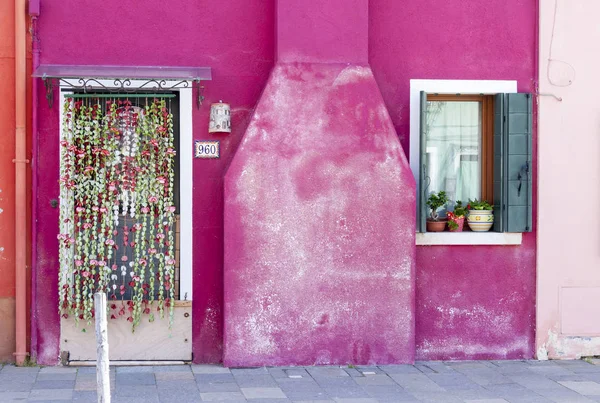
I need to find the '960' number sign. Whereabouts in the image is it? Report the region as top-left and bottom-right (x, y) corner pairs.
(195, 140), (220, 159)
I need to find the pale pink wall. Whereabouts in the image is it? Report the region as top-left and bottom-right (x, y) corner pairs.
(537, 1), (600, 359)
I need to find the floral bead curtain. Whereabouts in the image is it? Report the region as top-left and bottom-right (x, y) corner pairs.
(58, 97), (177, 328)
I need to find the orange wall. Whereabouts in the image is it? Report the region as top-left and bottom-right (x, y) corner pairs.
(0, 0), (17, 300)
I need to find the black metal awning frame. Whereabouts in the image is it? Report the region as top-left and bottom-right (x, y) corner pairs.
(33, 65), (212, 109)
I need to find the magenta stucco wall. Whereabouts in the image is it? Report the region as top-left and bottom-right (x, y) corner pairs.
(224, 63), (416, 366)
(32, 0), (536, 364)
(223, 0), (415, 367)
(369, 0), (537, 360)
(32, 0), (276, 364)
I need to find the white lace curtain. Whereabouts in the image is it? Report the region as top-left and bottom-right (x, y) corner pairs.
(425, 101), (481, 210)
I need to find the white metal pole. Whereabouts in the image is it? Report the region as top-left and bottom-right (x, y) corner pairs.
(94, 292), (111, 403)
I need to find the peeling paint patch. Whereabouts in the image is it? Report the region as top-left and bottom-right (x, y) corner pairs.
(333, 66), (371, 86)
(537, 344), (549, 360)
(543, 329), (600, 360)
(417, 336), (531, 360)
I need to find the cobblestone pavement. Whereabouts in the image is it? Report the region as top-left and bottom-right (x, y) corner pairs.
(3, 360), (600, 402)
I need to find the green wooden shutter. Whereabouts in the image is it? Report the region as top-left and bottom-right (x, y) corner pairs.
(505, 93), (533, 232)
(493, 94), (505, 232)
(493, 93), (533, 233)
(419, 91), (428, 232)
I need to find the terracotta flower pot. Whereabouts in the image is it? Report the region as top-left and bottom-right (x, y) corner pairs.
(426, 219), (447, 232)
(467, 210), (494, 232)
(448, 216), (465, 232)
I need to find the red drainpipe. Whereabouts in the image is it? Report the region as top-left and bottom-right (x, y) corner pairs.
(29, 0), (40, 362)
(14, 0), (29, 366)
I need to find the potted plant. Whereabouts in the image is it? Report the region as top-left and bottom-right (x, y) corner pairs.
(466, 199), (494, 232)
(426, 191), (449, 232)
(447, 200), (468, 232)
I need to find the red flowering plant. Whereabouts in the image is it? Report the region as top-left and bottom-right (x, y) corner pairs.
(58, 97), (177, 330)
(447, 200), (468, 231)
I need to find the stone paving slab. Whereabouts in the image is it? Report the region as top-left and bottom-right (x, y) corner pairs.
(344, 368), (364, 377)
(36, 372), (77, 381)
(0, 391), (30, 401)
(241, 386), (287, 399)
(449, 388), (501, 401)
(28, 388), (73, 401)
(354, 374), (396, 386)
(155, 370), (195, 380)
(4, 360), (600, 401)
(197, 381), (241, 393)
(112, 396), (159, 403)
(115, 371), (156, 385)
(154, 365), (192, 372)
(234, 374), (280, 388)
(559, 381), (600, 395)
(200, 391), (246, 400)
(72, 390), (97, 402)
(31, 380), (76, 390)
(192, 364), (232, 374)
(39, 367), (76, 374)
(323, 383), (372, 400)
(389, 373), (447, 392)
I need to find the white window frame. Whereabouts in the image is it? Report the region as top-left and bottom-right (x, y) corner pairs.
(410, 79), (522, 246)
(59, 79), (194, 300)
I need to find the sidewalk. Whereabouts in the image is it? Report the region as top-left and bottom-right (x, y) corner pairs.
(2, 360), (600, 402)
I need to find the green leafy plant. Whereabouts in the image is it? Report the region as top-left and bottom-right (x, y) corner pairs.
(467, 199), (493, 211)
(453, 201), (468, 217)
(427, 191), (449, 221)
(447, 220), (459, 230)
(58, 98), (177, 331)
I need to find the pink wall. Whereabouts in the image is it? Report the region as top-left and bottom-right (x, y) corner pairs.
(33, 0), (275, 364)
(33, 0), (537, 364)
(224, 0), (414, 366)
(276, 0), (368, 64)
(369, 0), (537, 359)
(224, 63), (416, 366)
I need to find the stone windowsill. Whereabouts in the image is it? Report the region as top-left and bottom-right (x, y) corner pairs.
(416, 232), (523, 246)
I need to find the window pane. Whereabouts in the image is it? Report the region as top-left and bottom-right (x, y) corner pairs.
(425, 101), (481, 208)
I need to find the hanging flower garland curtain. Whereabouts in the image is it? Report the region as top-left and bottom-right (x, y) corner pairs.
(58, 97), (177, 329)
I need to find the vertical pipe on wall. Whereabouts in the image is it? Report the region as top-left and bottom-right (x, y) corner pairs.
(14, 0), (29, 365)
(29, 13), (39, 362)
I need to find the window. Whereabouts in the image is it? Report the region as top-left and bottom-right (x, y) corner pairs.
(417, 90), (532, 234)
(424, 94), (494, 209)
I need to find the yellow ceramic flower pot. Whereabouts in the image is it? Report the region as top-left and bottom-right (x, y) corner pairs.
(467, 210), (494, 232)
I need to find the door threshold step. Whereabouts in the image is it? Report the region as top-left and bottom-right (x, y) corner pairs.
(68, 360), (190, 366)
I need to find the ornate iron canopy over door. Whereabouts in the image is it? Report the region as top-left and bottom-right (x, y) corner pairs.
(32, 64), (212, 108)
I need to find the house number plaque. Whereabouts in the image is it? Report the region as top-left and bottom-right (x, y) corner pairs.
(195, 140), (220, 159)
